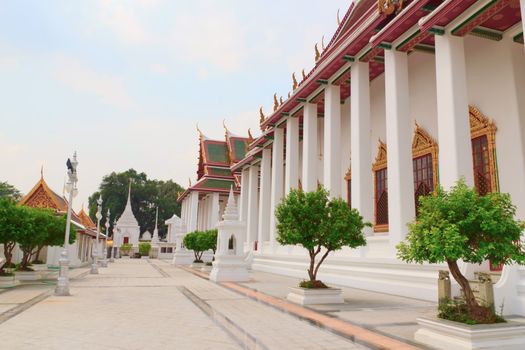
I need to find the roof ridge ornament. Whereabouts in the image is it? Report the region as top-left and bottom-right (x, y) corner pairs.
(314, 43), (320, 62)
(337, 9), (341, 25)
(322, 35), (325, 51)
(292, 72), (298, 90)
(259, 106), (265, 125)
(301, 69), (306, 80)
(273, 93), (278, 111)
(378, 0), (404, 16)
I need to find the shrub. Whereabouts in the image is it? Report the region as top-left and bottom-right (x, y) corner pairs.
(120, 243), (133, 256)
(276, 186), (369, 287)
(397, 179), (525, 324)
(184, 231), (205, 262)
(139, 242), (151, 256)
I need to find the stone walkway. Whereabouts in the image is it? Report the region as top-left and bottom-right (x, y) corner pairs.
(0, 259), (367, 350)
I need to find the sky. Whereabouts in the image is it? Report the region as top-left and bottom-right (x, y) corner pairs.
(0, 0), (350, 212)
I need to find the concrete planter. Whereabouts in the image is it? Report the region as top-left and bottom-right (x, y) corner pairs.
(200, 264), (213, 272)
(415, 316), (525, 350)
(14, 270), (42, 281)
(286, 287), (344, 305)
(0, 275), (19, 288)
(30, 264), (47, 272)
(190, 262), (204, 269)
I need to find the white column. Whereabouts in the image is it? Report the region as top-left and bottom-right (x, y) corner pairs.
(188, 191), (199, 232)
(384, 49), (415, 243)
(239, 168), (249, 222)
(258, 148), (272, 243)
(435, 34), (473, 189)
(210, 193), (220, 228)
(246, 164), (260, 245)
(324, 84), (342, 198)
(351, 61), (374, 226)
(302, 103), (318, 192)
(520, 0), (525, 39)
(285, 116), (300, 194)
(269, 128), (284, 244)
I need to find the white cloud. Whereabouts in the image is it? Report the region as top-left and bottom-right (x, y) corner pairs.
(53, 54), (135, 110)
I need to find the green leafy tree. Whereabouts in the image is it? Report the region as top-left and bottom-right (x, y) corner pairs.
(276, 187), (369, 285)
(88, 169), (184, 238)
(202, 229), (218, 256)
(0, 181), (22, 201)
(0, 198), (20, 273)
(397, 179), (525, 323)
(32, 213), (76, 263)
(184, 231), (208, 262)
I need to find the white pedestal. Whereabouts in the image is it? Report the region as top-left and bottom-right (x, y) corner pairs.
(0, 276), (19, 288)
(286, 287), (344, 305)
(415, 317), (525, 350)
(15, 271), (42, 281)
(209, 255), (249, 282)
(172, 251), (194, 265)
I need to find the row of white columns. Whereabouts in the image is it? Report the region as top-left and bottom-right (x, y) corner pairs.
(241, 31), (516, 247)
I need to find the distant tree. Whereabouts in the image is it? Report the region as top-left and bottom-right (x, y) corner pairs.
(276, 187), (369, 287)
(397, 179), (525, 323)
(88, 169), (184, 238)
(0, 181), (22, 201)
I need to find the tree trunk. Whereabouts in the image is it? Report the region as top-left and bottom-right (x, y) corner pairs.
(3, 241), (15, 266)
(313, 250), (331, 281)
(32, 245), (43, 262)
(447, 259), (492, 322)
(308, 249), (316, 281)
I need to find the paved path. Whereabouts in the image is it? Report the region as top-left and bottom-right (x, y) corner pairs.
(0, 259), (366, 350)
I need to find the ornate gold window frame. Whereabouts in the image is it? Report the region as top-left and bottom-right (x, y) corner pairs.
(412, 122), (439, 190)
(469, 105), (498, 193)
(372, 139), (388, 233)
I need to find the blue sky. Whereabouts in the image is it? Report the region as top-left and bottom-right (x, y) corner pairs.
(0, 0), (350, 211)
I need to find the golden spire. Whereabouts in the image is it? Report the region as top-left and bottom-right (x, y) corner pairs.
(337, 9), (341, 25)
(259, 106), (265, 124)
(40, 165), (44, 179)
(223, 119), (229, 135)
(302, 69), (306, 80)
(196, 123), (203, 138)
(273, 93), (278, 111)
(292, 72), (298, 90)
(188, 178), (192, 187)
(322, 35), (325, 51)
(315, 43), (320, 62)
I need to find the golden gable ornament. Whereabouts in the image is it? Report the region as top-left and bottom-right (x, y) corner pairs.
(378, 0), (404, 16)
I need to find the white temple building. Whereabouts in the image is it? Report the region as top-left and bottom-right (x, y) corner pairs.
(192, 0), (525, 317)
(114, 183), (140, 251)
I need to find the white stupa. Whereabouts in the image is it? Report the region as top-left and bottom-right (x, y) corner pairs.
(114, 181), (141, 249)
(141, 230), (152, 241)
(151, 207), (159, 244)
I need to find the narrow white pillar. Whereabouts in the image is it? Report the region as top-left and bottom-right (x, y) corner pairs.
(302, 103), (318, 192)
(435, 34), (473, 189)
(210, 192), (220, 229)
(258, 148), (272, 243)
(188, 191), (199, 232)
(285, 116), (300, 194)
(239, 168), (249, 222)
(384, 49), (415, 243)
(351, 62), (374, 226)
(246, 164), (260, 245)
(270, 128), (284, 244)
(520, 0), (525, 40)
(324, 84), (342, 198)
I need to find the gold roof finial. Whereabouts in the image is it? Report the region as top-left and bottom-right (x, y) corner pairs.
(223, 119), (229, 134)
(188, 178), (192, 187)
(196, 123), (203, 138)
(337, 9), (341, 25)
(259, 106), (265, 124)
(273, 93), (278, 111)
(248, 128), (253, 141)
(287, 92), (291, 99)
(314, 43), (320, 62)
(279, 96), (284, 105)
(302, 69), (306, 80)
(40, 164), (44, 179)
(322, 35), (326, 51)
(292, 72), (298, 90)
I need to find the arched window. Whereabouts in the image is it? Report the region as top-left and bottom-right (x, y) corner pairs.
(412, 123), (439, 215)
(372, 140), (388, 232)
(345, 168), (351, 208)
(469, 106), (498, 195)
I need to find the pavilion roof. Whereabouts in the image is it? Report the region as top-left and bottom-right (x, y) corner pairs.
(77, 207), (96, 229)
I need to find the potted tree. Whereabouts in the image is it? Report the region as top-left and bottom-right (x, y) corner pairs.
(397, 179), (525, 349)
(276, 187), (368, 305)
(120, 243), (132, 257)
(139, 242), (152, 259)
(184, 231), (205, 268)
(0, 198), (20, 287)
(201, 229), (217, 271)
